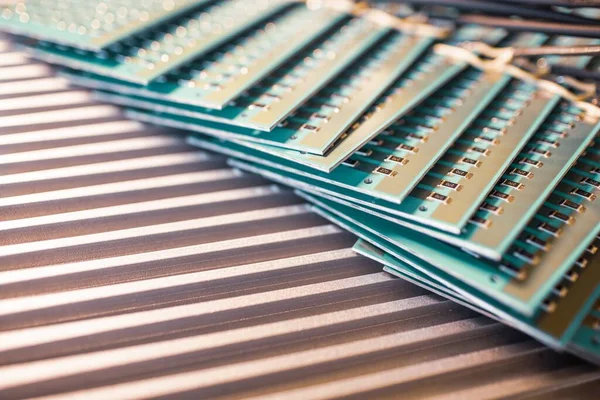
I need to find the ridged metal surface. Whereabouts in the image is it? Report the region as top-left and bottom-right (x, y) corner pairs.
(0, 35), (599, 399)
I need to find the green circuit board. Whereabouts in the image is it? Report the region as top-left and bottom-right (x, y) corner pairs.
(351, 235), (600, 359)
(70, 19), (437, 155)
(190, 148), (597, 317)
(304, 191), (599, 320)
(567, 292), (600, 365)
(289, 145), (600, 298)
(258, 141), (599, 263)
(187, 81), (599, 232)
(335, 76), (555, 206)
(0, 0), (211, 50)
(452, 127), (600, 258)
(30, 1), (325, 84)
(208, 75), (564, 208)
(124, 26), (443, 154)
(135, 28), (529, 166)
(185, 110), (592, 234)
(336, 106), (599, 258)
(354, 239), (485, 310)
(85, 17), (389, 132)
(184, 134), (509, 234)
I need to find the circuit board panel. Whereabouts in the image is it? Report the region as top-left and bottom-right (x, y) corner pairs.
(305, 191), (599, 319)
(61, 17), (388, 135)
(0, 0), (212, 50)
(351, 235), (600, 359)
(31, 1), (320, 84)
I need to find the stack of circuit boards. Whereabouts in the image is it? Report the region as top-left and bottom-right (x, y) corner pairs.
(2, 0), (599, 365)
